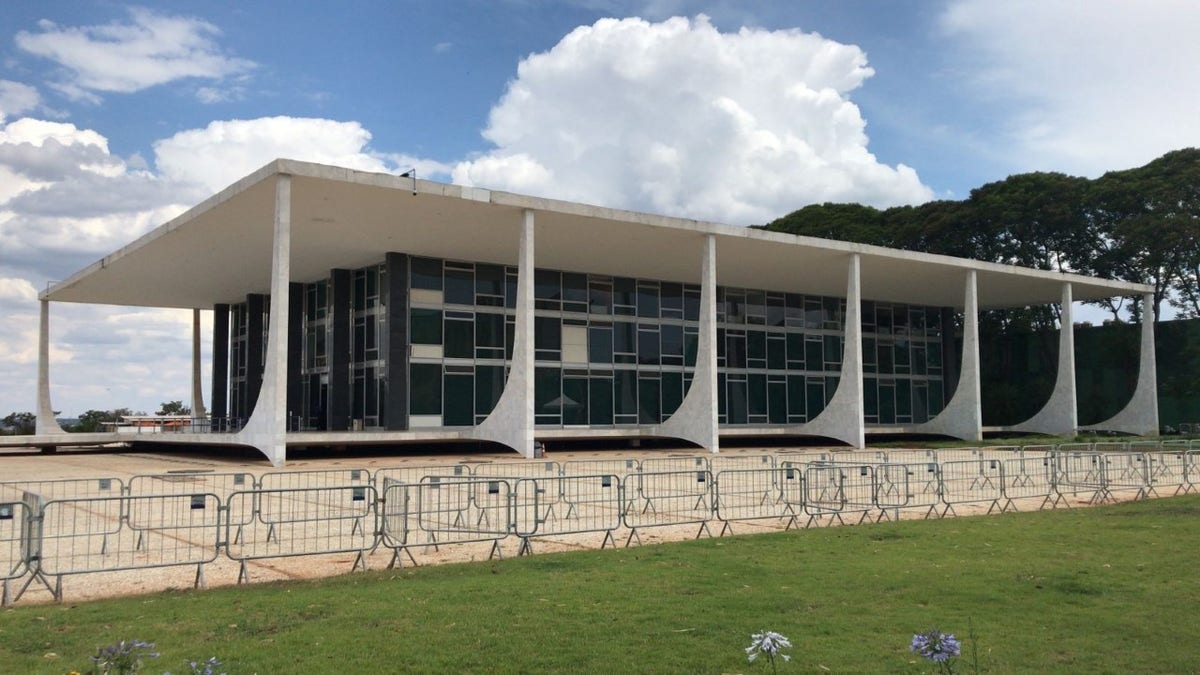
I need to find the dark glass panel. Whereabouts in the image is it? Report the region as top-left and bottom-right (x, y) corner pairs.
(614, 370), (638, 416)
(475, 365), (504, 417)
(589, 377), (614, 425)
(444, 373), (474, 426)
(409, 364), (441, 415)
(563, 376), (588, 425)
(661, 372), (684, 417)
(444, 267), (474, 305)
(638, 377), (661, 424)
(411, 257), (443, 291)
(476, 312), (505, 348)
(410, 308), (442, 345)
(445, 317), (474, 359)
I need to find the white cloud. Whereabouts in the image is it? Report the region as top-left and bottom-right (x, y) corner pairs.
(0, 80), (41, 117)
(14, 8), (254, 102)
(453, 15), (932, 224)
(940, 0), (1200, 175)
(153, 116), (399, 193)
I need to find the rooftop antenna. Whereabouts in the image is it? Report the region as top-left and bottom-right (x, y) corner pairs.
(399, 168), (417, 195)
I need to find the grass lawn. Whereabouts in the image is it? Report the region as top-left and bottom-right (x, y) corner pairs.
(2, 495), (1198, 673)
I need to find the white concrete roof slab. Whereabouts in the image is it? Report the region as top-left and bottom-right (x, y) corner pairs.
(44, 159), (1152, 310)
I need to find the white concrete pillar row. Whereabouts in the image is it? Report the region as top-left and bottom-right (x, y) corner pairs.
(236, 174), (292, 466)
(912, 270), (982, 440)
(191, 308), (206, 420)
(802, 254), (866, 448)
(1012, 282), (1078, 437)
(656, 234), (719, 452)
(35, 299), (65, 435)
(474, 209), (537, 457)
(1080, 292), (1159, 435)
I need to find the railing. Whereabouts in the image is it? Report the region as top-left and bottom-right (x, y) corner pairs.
(1, 443), (1196, 605)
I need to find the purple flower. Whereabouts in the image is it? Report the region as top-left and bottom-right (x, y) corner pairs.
(910, 629), (961, 663)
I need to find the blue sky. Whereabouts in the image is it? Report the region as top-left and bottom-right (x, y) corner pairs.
(1, 0), (1197, 416)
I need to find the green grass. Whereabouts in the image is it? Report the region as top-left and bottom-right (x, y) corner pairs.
(3, 496), (1199, 673)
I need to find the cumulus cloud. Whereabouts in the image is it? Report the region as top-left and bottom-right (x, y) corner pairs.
(940, 0), (1200, 175)
(14, 8), (254, 102)
(453, 15), (932, 224)
(0, 80), (42, 117)
(153, 116), (400, 193)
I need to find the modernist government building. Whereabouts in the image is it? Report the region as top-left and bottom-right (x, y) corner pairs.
(26, 160), (1158, 465)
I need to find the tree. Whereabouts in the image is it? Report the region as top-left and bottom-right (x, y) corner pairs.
(1, 411), (35, 435)
(71, 408), (133, 433)
(157, 400), (190, 416)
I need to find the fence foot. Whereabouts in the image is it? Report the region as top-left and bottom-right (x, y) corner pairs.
(266, 523), (277, 543)
(388, 547), (419, 569)
(600, 530), (615, 549)
(352, 550), (368, 572)
(695, 521), (712, 539)
(136, 531), (146, 551)
(1, 579), (8, 607)
(516, 538), (532, 557)
(13, 568), (56, 604)
(719, 521), (733, 537)
(194, 564), (206, 590)
(783, 514), (798, 531)
(490, 540), (506, 560)
(237, 559), (250, 584)
(625, 529), (641, 547)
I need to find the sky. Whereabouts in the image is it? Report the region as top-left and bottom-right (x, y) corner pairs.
(0, 0), (1198, 418)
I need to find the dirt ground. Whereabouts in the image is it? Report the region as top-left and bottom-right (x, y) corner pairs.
(0, 444), (1148, 606)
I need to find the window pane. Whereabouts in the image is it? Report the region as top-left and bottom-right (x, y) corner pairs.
(475, 263), (504, 298)
(445, 267), (474, 305)
(589, 325), (613, 364)
(410, 364), (441, 415)
(662, 372), (684, 417)
(475, 365), (505, 417)
(411, 257), (443, 290)
(590, 378), (613, 425)
(445, 317), (473, 358)
(476, 312), (505, 348)
(727, 379), (747, 424)
(748, 374), (767, 416)
(563, 377), (588, 425)
(535, 316), (561, 350)
(614, 370), (638, 416)
(444, 373), (474, 426)
(535, 269), (562, 300)
(638, 377), (661, 424)
(768, 380), (787, 424)
(535, 367), (561, 420)
(637, 283), (659, 318)
(637, 328), (660, 366)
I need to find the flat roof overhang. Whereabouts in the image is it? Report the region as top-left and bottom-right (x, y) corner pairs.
(43, 159), (1152, 309)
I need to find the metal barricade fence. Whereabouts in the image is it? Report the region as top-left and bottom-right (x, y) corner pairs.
(0, 499), (31, 606)
(258, 468), (372, 491)
(374, 464), (470, 489)
(622, 470), (714, 544)
(378, 480), (409, 553)
(1093, 441), (1129, 453)
(469, 461), (561, 479)
(999, 455), (1056, 510)
(1185, 451), (1200, 494)
(873, 462), (940, 520)
(0, 477), (124, 501)
(30, 493), (220, 602)
(1099, 453), (1151, 502)
(938, 458), (1005, 516)
(712, 468), (801, 534)
(934, 447), (983, 463)
(410, 478), (511, 559)
(512, 475), (622, 552)
(1128, 441), (1161, 455)
(127, 472), (255, 498)
(709, 454), (775, 472)
(225, 486), (378, 582)
(639, 455), (711, 474)
(1147, 452), (1189, 496)
(1056, 443), (1093, 455)
(1055, 452), (1104, 502)
(800, 463), (876, 526)
(881, 449), (937, 465)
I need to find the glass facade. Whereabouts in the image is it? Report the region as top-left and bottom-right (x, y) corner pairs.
(219, 252), (951, 432)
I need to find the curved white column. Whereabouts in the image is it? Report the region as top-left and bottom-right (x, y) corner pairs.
(656, 234), (719, 452)
(36, 299), (65, 435)
(1080, 292), (1159, 435)
(474, 209), (536, 457)
(235, 174), (291, 466)
(191, 308), (207, 419)
(800, 254), (865, 447)
(1012, 282), (1077, 436)
(912, 270), (982, 440)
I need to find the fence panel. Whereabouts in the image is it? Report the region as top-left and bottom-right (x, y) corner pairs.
(258, 468), (372, 491)
(469, 461), (561, 479)
(881, 449), (937, 465)
(801, 463), (876, 525)
(639, 455), (711, 474)
(1, 499), (31, 605)
(1055, 451), (1104, 501)
(622, 470), (714, 542)
(412, 478), (511, 549)
(0, 477), (124, 501)
(224, 486), (377, 580)
(374, 464), (470, 489)
(128, 472), (255, 498)
(562, 458), (640, 477)
(934, 447), (983, 463)
(999, 455), (1056, 509)
(938, 459), (1005, 516)
(37, 494), (220, 578)
(513, 475), (622, 550)
(1099, 453), (1151, 502)
(709, 454), (775, 472)
(874, 462), (940, 519)
(1093, 441), (1129, 453)
(713, 468), (801, 532)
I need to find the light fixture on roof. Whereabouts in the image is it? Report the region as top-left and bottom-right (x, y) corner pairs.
(399, 168), (417, 195)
